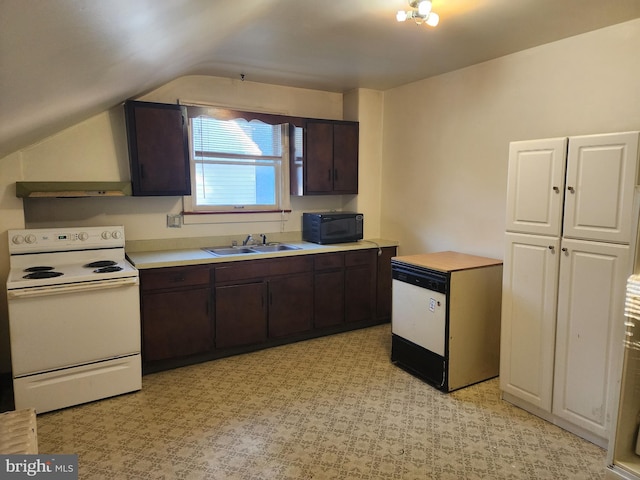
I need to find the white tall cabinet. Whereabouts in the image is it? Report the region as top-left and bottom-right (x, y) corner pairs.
(501, 131), (640, 447)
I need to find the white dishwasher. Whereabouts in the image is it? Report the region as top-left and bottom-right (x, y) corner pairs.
(391, 251), (503, 392)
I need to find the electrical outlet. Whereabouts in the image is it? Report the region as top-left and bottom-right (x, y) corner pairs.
(166, 214), (182, 228)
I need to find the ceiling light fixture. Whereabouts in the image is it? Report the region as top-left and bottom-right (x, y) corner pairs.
(396, 0), (440, 27)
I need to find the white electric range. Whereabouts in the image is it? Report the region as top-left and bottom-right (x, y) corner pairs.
(6, 225), (141, 413)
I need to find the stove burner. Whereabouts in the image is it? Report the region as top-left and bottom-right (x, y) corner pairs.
(24, 266), (54, 272)
(84, 260), (118, 268)
(23, 271), (64, 279)
(94, 266), (123, 273)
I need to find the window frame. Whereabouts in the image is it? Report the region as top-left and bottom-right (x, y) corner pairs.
(181, 105), (305, 218)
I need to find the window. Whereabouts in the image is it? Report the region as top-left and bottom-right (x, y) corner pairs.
(185, 115), (290, 213)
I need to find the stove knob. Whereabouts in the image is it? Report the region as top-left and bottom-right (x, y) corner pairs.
(111, 230), (122, 239)
(78, 232), (89, 241)
(11, 234), (24, 245)
(25, 234), (37, 244)
(101, 231), (111, 240)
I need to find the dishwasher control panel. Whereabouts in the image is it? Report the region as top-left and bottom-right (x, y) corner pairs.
(391, 261), (447, 293)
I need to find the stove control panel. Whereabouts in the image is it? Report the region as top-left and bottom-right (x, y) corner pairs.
(9, 226), (126, 254)
(102, 230), (122, 240)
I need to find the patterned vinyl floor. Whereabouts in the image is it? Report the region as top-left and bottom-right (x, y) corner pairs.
(37, 324), (607, 479)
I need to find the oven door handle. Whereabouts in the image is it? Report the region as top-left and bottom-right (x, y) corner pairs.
(7, 277), (139, 299)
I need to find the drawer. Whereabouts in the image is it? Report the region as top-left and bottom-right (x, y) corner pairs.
(215, 256), (313, 283)
(269, 256), (313, 276)
(141, 265), (210, 291)
(215, 260), (270, 283)
(314, 253), (344, 270)
(345, 250), (374, 267)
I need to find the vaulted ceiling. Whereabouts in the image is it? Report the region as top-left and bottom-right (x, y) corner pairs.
(2, 0), (639, 159)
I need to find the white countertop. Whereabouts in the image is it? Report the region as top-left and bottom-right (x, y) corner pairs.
(127, 239), (398, 269)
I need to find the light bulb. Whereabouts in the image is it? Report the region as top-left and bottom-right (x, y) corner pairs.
(418, 0), (432, 16)
(425, 12), (439, 27)
(396, 10), (408, 22)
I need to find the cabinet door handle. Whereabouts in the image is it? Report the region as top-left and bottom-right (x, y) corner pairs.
(553, 186), (559, 193)
(334, 169), (339, 181)
(561, 247), (569, 255)
(567, 186), (575, 193)
(327, 169), (332, 181)
(548, 245), (555, 252)
(171, 275), (185, 283)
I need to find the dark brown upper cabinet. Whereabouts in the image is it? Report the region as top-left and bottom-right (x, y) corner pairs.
(124, 100), (191, 196)
(300, 120), (359, 195)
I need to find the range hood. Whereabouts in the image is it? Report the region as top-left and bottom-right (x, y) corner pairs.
(16, 182), (132, 198)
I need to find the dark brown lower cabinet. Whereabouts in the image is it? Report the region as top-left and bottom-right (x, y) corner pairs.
(313, 252), (345, 328)
(140, 246), (395, 373)
(313, 249), (377, 327)
(214, 256), (314, 348)
(142, 287), (212, 362)
(314, 270), (345, 328)
(376, 246), (397, 321)
(268, 273), (313, 338)
(344, 250), (376, 323)
(140, 265), (213, 366)
(215, 282), (267, 349)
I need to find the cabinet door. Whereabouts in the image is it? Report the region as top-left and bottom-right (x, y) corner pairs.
(376, 246), (397, 321)
(500, 232), (560, 411)
(345, 250), (376, 323)
(314, 270), (345, 328)
(124, 100), (191, 196)
(505, 137), (567, 236)
(215, 282), (267, 348)
(142, 287), (212, 362)
(332, 122), (358, 194)
(553, 239), (630, 440)
(268, 273), (313, 338)
(304, 120), (359, 194)
(564, 132), (639, 243)
(305, 121), (334, 193)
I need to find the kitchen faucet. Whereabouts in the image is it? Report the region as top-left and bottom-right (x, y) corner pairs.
(259, 234), (267, 245)
(242, 234), (253, 246)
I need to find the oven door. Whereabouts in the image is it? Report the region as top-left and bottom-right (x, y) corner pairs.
(8, 278), (141, 377)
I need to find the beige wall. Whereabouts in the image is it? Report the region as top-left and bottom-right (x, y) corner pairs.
(344, 88), (384, 239)
(381, 19), (640, 259)
(0, 76), (365, 373)
(1, 19), (639, 374)
(0, 153), (25, 372)
(16, 76), (351, 238)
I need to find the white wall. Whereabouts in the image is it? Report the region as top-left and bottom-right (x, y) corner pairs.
(381, 19), (640, 259)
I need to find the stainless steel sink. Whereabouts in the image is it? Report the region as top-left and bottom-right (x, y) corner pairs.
(204, 247), (255, 256)
(204, 244), (301, 256)
(249, 244), (301, 253)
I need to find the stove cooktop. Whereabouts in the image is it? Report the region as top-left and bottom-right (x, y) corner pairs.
(7, 255), (138, 290)
(6, 226), (138, 290)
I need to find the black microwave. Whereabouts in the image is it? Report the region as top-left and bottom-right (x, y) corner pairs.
(302, 212), (364, 244)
